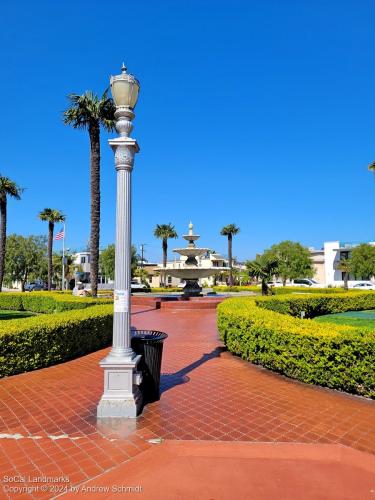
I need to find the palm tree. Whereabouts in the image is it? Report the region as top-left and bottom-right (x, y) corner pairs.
(0, 176), (23, 291)
(153, 223), (178, 286)
(220, 224), (240, 286)
(247, 255), (279, 295)
(63, 91), (115, 297)
(337, 258), (352, 291)
(38, 208), (65, 290)
(369, 161), (375, 172)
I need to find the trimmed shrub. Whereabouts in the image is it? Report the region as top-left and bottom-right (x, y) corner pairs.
(273, 287), (349, 295)
(257, 292), (375, 318)
(0, 292), (112, 314)
(151, 287), (181, 293)
(0, 294), (23, 311)
(213, 285), (348, 295)
(213, 286), (259, 292)
(217, 293), (375, 398)
(0, 304), (113, 377)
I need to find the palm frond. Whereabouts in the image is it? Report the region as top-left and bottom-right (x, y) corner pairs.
(63, 90), (115, 131)
(154, 223), (178, 239)
(38, 208), (65, 223)
(0, 175), (23, 200)
(220, 224), (240, 236)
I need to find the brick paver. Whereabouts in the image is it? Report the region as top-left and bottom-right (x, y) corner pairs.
(0, 305), (374, 498)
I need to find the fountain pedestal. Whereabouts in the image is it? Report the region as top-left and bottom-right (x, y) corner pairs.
(183, 279), (203, 297)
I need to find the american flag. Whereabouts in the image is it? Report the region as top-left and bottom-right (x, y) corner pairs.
(55, 228), (65, 241)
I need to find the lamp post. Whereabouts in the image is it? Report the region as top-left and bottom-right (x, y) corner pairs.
(97, 63), (142, 418)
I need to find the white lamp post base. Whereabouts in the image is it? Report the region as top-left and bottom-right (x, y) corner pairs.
(97, 355), (143, 418)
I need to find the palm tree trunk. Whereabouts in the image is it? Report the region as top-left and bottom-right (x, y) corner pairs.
(48, 221), (54, 291)
(261, 279), (268, 296)
(89, 123), (101, 297)
(228, 234), (233, 286)
(162, 238), (167, 287)
(0, 196), (7, 292)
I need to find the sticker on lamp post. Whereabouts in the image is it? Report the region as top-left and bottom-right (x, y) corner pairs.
(114, 290), (129, 313)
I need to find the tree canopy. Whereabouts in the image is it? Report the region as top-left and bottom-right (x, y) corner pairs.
(350, 243), (375, 280)
(99, 244), (140, 281)
(265, 240), (313, 285)
(99, 244), (116, 281)
(4, 234), (47, 290)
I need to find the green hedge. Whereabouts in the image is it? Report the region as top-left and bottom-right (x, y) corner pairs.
(217, 293), (375, 398)
(0, 304), (113, 377)
(212, 285), (348, 295)
(0, 292), (112, 313)
(257, 292), (375, 318)
(151, 287), (181, 293)
(213, 286), (259, 292)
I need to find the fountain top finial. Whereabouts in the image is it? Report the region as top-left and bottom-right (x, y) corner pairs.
(189, 221), (193, 235)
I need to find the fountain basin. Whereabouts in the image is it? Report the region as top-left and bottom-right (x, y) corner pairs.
(173, 248), (209, 258)
(182, 234), (200, 241)
(160, 268), (226, 279)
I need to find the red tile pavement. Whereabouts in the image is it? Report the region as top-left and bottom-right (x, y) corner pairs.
(0, 305), (374, 499)
(62, 441), (375, 500)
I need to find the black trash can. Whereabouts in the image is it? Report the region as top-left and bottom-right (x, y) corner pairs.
(131, 330), (168, 404)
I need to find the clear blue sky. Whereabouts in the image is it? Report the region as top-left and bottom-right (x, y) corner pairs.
(1, 0), (374, 263)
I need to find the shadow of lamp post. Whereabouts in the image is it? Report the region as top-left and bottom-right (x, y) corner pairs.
(97, 64), (143, 418)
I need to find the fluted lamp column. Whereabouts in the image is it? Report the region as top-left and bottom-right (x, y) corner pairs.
(97, 63), (142, 418)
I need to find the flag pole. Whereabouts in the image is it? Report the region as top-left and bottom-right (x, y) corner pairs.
(62, 223), (65, 291)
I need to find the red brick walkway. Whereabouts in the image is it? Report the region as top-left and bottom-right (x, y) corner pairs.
(0, 306), (374, 498)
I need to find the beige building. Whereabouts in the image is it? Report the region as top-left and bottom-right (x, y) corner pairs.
(309, 248), (325, 284)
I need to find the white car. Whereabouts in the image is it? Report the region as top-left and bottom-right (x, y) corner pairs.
(292, 279), (322, 288)
(265, 281), (284, 287)
(351, 282), (375, 291)
(131, 280), (151, 293)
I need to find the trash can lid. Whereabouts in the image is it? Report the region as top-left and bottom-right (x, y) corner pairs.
(131, 329), (168, 341)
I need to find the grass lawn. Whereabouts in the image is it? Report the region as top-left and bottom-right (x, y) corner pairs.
(0, 310), (38, 320)
(314, 310), (375, 329)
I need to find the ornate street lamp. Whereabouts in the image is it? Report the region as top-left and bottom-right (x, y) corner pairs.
(97, 64), (142, 418)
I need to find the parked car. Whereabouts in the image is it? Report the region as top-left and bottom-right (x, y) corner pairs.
(24, 281), (45, 292)
(266, 281), (283, 287)
(351, 282), (375, 291)
(292, 278), (322, 288)
(131, 280), (151, 293)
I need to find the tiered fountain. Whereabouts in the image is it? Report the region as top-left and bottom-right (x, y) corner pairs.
(162, 222), (226, 297)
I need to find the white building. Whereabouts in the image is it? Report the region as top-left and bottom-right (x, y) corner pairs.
(306, 241), (375, 287)
(72, 251), (109, 284)
(73, 251), (91, 273)
(322, 241), (375, 286)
